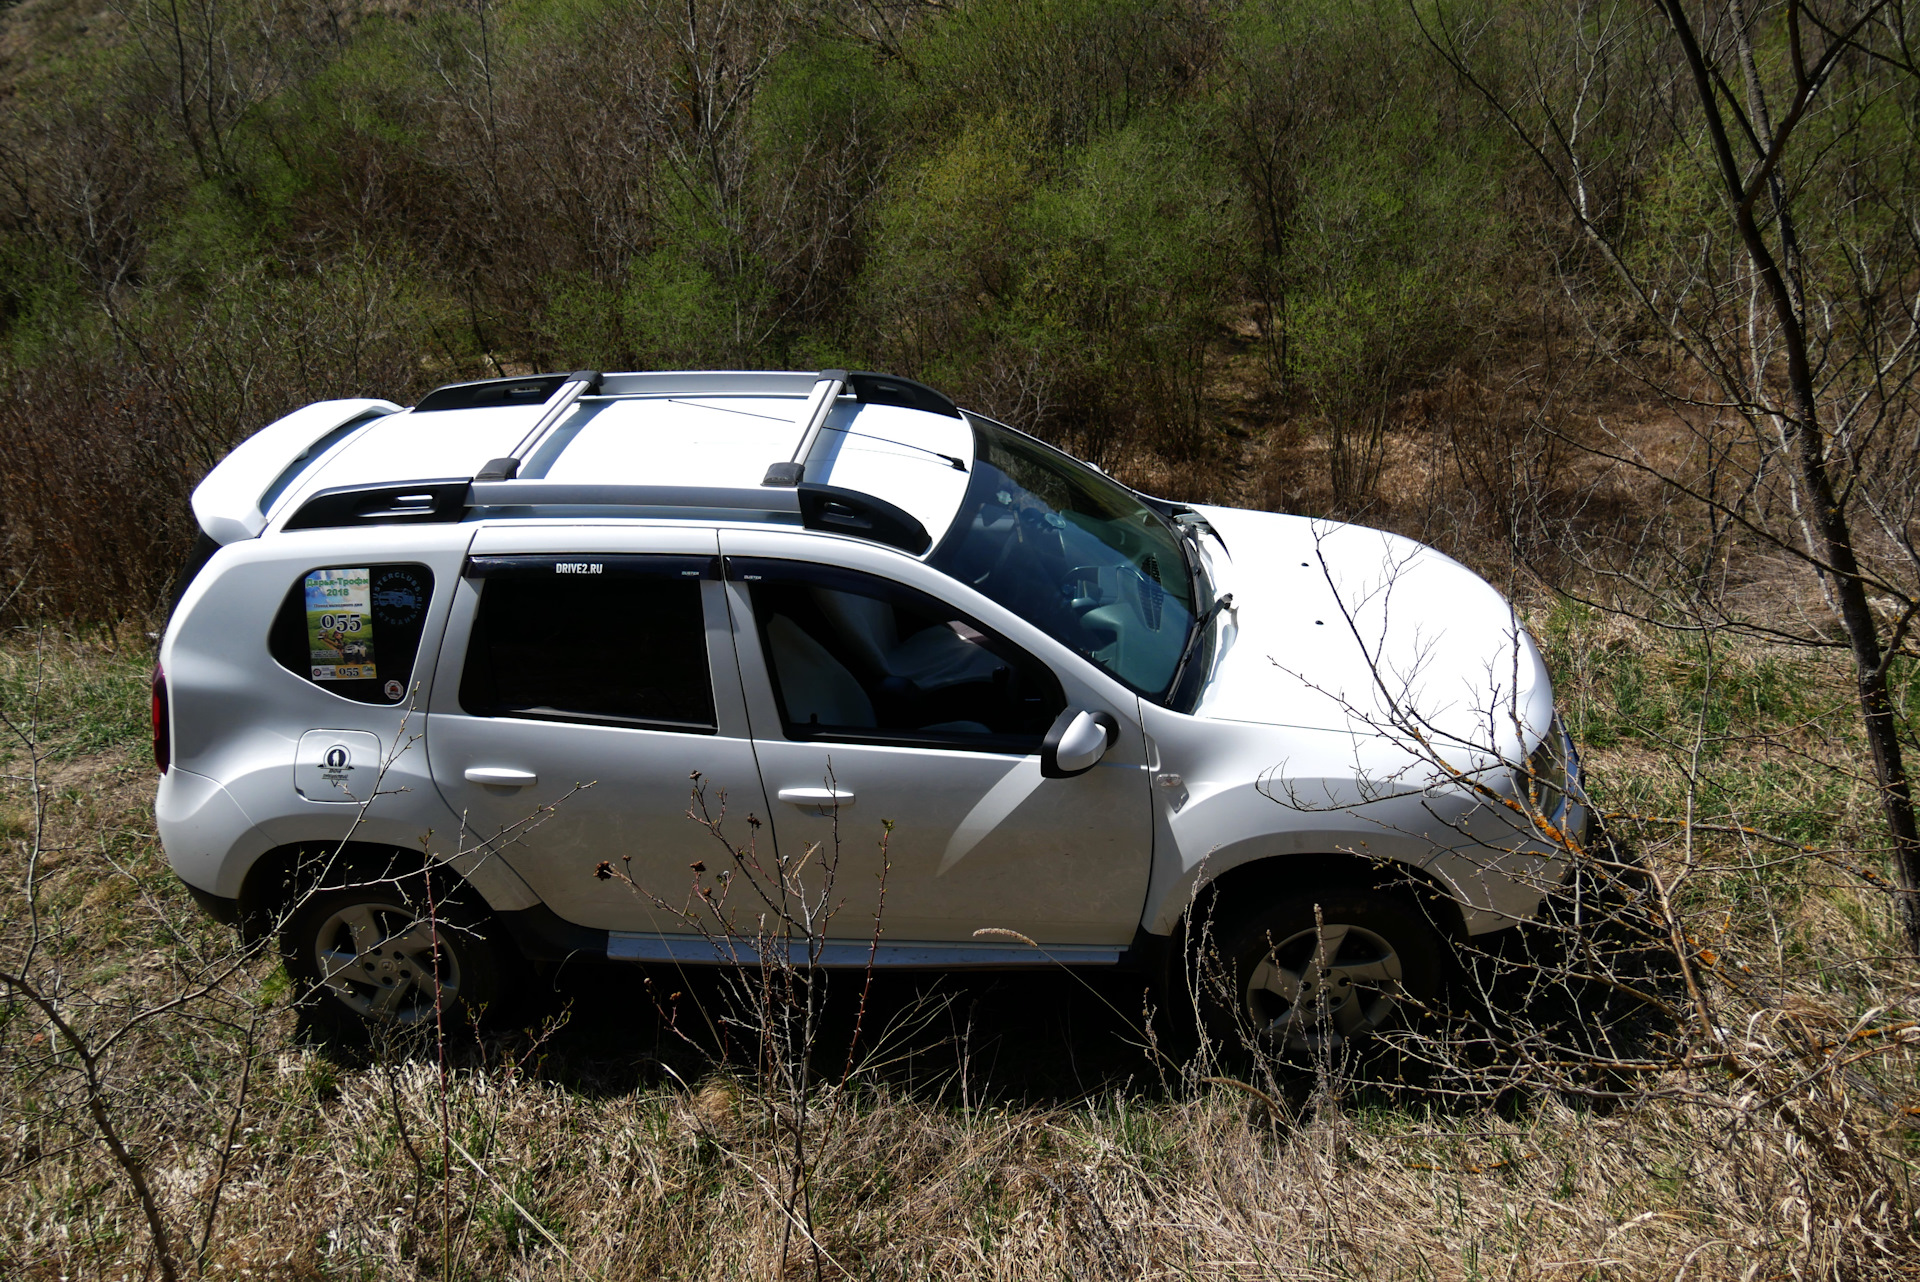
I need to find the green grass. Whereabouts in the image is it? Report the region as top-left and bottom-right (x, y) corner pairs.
(0, 633), (152, 763)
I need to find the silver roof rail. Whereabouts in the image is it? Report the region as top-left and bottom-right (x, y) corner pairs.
(283, 476), (932, 554)
(412, 370), (823, 414)
(414, 369), (961, 492)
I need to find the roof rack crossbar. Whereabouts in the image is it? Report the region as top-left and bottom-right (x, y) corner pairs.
(476, 370), (603, 482)
(763, 370), (848, 487)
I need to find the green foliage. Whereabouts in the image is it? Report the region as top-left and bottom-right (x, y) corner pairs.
(3, 0), (1909, 623)
(1234, 0), (1505, 403)
(859, 111), (1043, 370)
(858, 108), (1251, 453)
(750, 37), (893, 160)
(542, 187), (777, 369)
(1019, 113), (1252, 453)
(0, 242), (90, 367)
(0, 640), (152, 762)
(902, 0), (1206, 150)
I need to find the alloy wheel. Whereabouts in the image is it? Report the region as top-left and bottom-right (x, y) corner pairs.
(310, 901), (462, 1023)
(1243, 921), (1405, 1052)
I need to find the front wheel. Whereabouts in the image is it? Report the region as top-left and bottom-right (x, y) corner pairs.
(1206, 888), (1450, 1059)
(282, 867), (515, 1032)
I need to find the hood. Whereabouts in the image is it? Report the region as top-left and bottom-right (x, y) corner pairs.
(1189, 506), (1553, 774)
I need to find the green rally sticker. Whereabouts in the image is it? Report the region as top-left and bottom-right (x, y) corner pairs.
(305, 568), (377, 681)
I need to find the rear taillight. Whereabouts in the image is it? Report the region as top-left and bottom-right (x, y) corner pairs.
(151, 663), (170, 774)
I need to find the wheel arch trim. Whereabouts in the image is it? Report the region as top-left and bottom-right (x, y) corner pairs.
(236, 838), (536, 938)
(1148, 842), (1475, 942)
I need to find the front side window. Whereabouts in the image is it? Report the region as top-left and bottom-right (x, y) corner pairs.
(929, 417), (1197, 701)
(270, 564), (435, 704)
(735, 558), (1063, 752)
(458, 555), (716, 733)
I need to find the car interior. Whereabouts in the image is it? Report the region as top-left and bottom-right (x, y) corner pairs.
(750, 577), (1060, 745)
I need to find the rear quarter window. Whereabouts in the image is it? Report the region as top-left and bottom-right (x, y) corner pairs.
(269, 564), (436, 704)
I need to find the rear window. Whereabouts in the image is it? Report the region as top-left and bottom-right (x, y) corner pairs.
(457, 555), (716, 733)
(269, 564), (436, 704)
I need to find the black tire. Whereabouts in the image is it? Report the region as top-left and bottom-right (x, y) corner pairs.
(1200, 886), (1452, 1061)
(282, 863), (519, 1034)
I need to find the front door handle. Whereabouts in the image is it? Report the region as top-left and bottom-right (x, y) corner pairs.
(465, 766), (538, 788)
(778, 786), (854, 808)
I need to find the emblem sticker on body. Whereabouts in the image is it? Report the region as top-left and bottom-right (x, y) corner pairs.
(294, 730), (381, 802)
(305, 568), (376, 680)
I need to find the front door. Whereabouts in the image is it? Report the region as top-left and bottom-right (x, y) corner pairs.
(425, 527), (770, 933)
(722, 546), (1151, 947)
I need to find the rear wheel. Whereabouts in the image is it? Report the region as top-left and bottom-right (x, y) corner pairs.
(1205, 888), (1450, 1059)
(282, 866), (516, 1032)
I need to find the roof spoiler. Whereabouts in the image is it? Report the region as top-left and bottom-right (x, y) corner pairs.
(191, 399), (401, 544)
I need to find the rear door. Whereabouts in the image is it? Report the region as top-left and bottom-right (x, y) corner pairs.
(425, 525), (770, 933)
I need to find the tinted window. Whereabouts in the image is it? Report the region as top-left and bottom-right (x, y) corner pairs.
(929, 417), (1197, 700)
(270, 564), (436, 704)
(458, 555), (715, 733)
(734, 558), (1063, 752)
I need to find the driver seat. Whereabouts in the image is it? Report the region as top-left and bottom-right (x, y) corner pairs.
(811, 588), (1004, 690)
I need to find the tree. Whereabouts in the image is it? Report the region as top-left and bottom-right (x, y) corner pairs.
(1419, 0), (1920, 949)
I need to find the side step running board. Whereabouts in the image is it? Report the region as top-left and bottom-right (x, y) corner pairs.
(606, 934), (1124, 968)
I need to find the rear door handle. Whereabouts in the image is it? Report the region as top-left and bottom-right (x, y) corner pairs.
(464, 766), (538, 788)
(778, 787), (854, 808)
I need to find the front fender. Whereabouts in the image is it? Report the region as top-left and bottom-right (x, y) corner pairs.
(1140, 774), (1492, 935)
(1140, 711), (1570, 937)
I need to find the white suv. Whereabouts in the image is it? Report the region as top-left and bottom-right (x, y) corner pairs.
(156, 369), (1585, 1048)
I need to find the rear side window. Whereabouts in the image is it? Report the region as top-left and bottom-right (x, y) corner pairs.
(270, 564), (436, 704)
(457, 555), (716, 733)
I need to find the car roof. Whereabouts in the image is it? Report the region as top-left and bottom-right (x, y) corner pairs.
(193, 371), (981, 557)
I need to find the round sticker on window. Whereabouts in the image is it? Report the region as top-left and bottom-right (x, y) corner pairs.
(383, 679), (405, 701)
(371, 568), (427, 627)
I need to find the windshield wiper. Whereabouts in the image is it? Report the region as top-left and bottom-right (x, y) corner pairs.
(1166, 592), (1233, 700)
(1175, 509), (1228, 554)
(1171, 514), (1223, 607)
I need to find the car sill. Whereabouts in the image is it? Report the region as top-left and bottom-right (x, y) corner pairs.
(606, 933), (1124, 968)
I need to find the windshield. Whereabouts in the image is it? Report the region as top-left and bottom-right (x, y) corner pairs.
(930, 416), (1198, 700)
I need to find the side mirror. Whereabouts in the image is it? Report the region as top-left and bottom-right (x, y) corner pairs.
(1041, 709), (1120, 779)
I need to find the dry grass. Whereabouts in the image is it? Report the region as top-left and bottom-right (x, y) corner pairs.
(3, 601), (1919, 1279)
(119, 1047), (1915, 1280)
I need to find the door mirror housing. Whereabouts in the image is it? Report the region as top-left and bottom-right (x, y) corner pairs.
(1042, 709), (1120, 778)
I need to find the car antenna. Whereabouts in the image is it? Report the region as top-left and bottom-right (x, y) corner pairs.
(827, 426), (967, 471)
